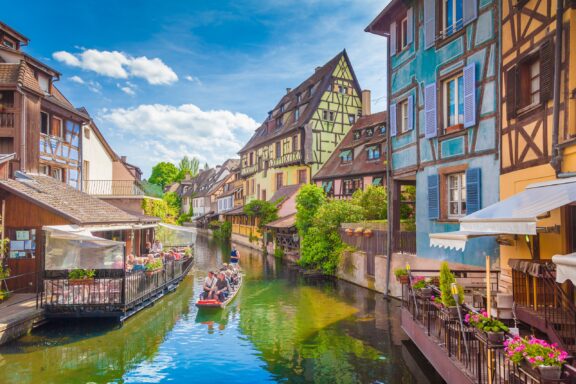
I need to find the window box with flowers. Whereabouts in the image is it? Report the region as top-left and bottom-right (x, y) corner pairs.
(505, 336), (568, 380)
(465, 310), (509, 345)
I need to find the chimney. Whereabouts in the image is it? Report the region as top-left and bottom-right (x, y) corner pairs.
(286, 88), (292, 94)
(361, 90), (371, 116)
(315, 66), (322, 72)
(121, 155), (127, 163)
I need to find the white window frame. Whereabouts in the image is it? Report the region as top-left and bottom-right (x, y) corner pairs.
(399, 99), (409, 134)
(442, 0), (463, 36)
(443, 73), (464, 129)
(400, 16), (409, 49)
(447, 172), (467, 219)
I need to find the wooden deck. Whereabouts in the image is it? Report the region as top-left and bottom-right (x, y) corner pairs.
(0, 293), (44, 345)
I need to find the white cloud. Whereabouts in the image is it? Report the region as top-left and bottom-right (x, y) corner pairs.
(69, 75), (85, 84)
(99, 104), (258, 170)
(53, 49), (178, 85)
(184, 75), (202, 85)
(118, 81), (137, 95)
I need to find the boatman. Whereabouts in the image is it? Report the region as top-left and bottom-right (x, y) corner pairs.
(230, 246), (240, 264)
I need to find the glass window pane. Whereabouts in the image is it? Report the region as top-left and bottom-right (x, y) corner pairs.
(458, 76), (464, 124)
(448, 80), (456, 126)
(456, 0), (463, 24)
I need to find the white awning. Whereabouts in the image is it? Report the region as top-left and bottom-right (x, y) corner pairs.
(429, 231), (496, 251)
(552, 253), (576, 284)
(43, 225), (124, 244)
(430, 176), (576, 250)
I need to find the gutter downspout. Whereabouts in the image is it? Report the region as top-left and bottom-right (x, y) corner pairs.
(384, 32), (393, 300)
(550, 0), (565, 174)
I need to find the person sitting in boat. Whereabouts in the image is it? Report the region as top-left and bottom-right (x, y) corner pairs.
(152, 239), (163, 253)
(230, 246), (240, 264)
(203, 271), (217, 299)
(210, 272), (230, 302)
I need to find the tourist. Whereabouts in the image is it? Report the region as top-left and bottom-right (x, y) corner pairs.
(144, 242), (152, 254)
(203, 271), (217, 299)
(146, 254), (156, 265)
(210, 272), (230, 302)
(112, 255), (124, 269)
(230, 246), (240, 264)
(151, 239), (163, 253)
(126, 254), (135, 271)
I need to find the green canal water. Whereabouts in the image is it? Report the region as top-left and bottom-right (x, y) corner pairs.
(0, 234), (444, 383)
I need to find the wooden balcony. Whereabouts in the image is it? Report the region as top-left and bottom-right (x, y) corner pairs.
(269, 150), (302, 168)
(240, 164), (259, 177)
(0, 110), (15, 128)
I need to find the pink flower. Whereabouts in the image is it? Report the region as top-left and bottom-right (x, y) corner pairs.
(528, 357), (536, 363)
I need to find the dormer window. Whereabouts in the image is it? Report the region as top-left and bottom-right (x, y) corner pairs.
(339, 150), (353, 163)
(294, 108), (300, 121)
(276, 117), (283, 128)
(353, 130), (362, 141)
(379, 125), (386, 135)
(280, 104), (285, 113)
(296, 93), (302, 103)
(365, 127), (374, 137)
(2, 39), (14, 49)
(37, 73), (50, 94)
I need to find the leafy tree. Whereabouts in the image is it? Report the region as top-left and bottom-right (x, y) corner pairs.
(295, 184), (326, 236)
(176, 156), (200, 181)
(148, 162), (179, 188)
(163, 191), (181, 212)
(243, 199), (279, 230)
(351, 185), (387, 220)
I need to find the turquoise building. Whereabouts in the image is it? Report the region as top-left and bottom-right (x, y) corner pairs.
(367, 0), (500, 267)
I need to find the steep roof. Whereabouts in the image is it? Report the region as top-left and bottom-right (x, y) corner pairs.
(240, 50), (360, 153)
(0, 173), (142, 225)
(313, 111), (387, 180)
(268, 184), (301, 205)
(365, 0), (405, 35)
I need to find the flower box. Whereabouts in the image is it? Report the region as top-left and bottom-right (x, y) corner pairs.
(475, 329), (505, 345)
(396, 274), (410, 285)
(445, 124), (463, 134)
(345, 228), (354, 236)
(537, 365), (562, 380)
(363, 229), (373, 238)
(68, 278), (95, 286)
(441, 306), (460, 319)
(354, 227), (364, 237)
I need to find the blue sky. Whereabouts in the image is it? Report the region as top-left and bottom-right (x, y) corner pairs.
(5, 0), (388, 176)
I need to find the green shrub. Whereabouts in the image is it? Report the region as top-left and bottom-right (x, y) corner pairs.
(295, 184), (326, 236)
(394, 267), (408, 278)
(214, 221), (232, 241)
(439, 262), (464, 307)
(145, 260), (163, 271)
(274, 247), (284, 259)
(351, 185), (387, 220)
(68, 269), (95, 280)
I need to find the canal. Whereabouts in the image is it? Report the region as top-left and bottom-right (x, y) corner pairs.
(0, 233), (444, 383)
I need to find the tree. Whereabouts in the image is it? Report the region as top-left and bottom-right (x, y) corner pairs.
(351, 185), (387, 220)
(204, 162), (209, 170)
(295, 184), (326, 236)
(148, 162), (179, 189)
(176, 156), (200, 181)
(244, 199), (279, 251)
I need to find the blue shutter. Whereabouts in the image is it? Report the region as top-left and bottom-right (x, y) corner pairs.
(390, 103), (397, 137)
(424, 0), (436, 49)
(390, 21), (397, 56)
(463, 63), (477, 128)
(424, 83), (437, 138)
(406, 7), (414, 45)
(466, 168), (482, 214)
(463, 0), (478, 27)
(407, 94), (414, 131)
(428, 174), (440, 220)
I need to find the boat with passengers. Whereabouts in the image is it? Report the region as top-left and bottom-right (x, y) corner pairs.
(196, 266), (243, 309)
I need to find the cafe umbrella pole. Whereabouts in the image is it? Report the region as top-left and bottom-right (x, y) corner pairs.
(451, 282), (469, 357)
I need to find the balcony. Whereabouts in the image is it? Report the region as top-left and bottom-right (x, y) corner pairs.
(0, 110), (15, 128)
(84, 180), (163, 198)
(240, 164), (259, 177)
(269, 150), (301, 168)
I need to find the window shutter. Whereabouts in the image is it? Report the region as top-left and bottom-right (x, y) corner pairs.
(428, 174), (440, 220)
(424, 0), (436, 49)
(406, 7), (414, 45)
(424, 83), (437, 138)
(463, 0), (478, 27)
(463, 63), (476, 128)
(540, 39), (554, 102)
(506, 66), (518, 119)
(390, 103), (397, 137)
(466, 168), (482, 214)
(407, 94), (414, 131)
(390, 21), (397, 56)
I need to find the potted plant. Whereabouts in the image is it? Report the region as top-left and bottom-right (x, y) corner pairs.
(345, 228), (354, 236)
(354, 227), (364, 237)
(505, 336), (568, 380)
(363, 228), (373, 238)
(68, 269), (96, 286)
(412, 277), (432, 296)
(439, 262), (464, 318)
(145, 260), (163, 277)
(466, 311), (509, 345)
(394, 267), (409, 285)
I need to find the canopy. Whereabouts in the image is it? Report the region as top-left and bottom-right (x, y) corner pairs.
(266, 214), (296, 229)
(430, 177), (576, 250)
(43, 225), (124, 244)
(553, 253), (576, 284)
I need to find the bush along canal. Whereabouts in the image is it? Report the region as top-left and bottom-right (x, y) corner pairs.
(0, 233), (444, 384)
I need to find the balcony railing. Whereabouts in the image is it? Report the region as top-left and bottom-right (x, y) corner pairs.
(0, 110), (15, 128)
(402, 281), (575, 383)
(269, 151), (302, 168)
(240, 164), (259, 177)
(84, 180), (163, 198)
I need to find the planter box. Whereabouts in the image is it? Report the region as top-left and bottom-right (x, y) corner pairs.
(475, 329), (505, 345)
(441, 306), (460, 319)
(145, 269), (162, 277)
(396, 275), (410, 285)
(445, 124), (464, 134)
(68, 278), (95, 286)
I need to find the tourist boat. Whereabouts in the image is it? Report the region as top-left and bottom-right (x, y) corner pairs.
(195, 274), (243, 309)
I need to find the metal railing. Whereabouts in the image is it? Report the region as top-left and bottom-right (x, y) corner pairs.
(403, 284), (575, 383)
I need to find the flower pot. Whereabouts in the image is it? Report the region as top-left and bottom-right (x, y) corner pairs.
(363, 229), (373, 238)
(537, 365), (562, 380)
(418, 287), (432, 296)
(68, 278), (95, 286)
(397, 275), (409, 285)
(486, 331), (505, 345)
(445, 124), (463, 134)
(354, 228), (364, 237)
(345, 228), (354, 236)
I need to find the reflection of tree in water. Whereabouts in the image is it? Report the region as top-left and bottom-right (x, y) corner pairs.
(237, 278), (421, 384)
(0, 277), (194, 384)
(155, 225), (196, 247)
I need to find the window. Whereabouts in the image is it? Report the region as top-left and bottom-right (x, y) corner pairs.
(443, 73), (464, 129)
(294, 108), (300, 121)
(84, 127), (90, 139)
(442, 0), (463, 37)
(379, 125), (386, 135)
(365, 127), (374, 137)
(400, 15), (409, 49)
(307, 85), (313, 96)
(0, 91), (14, 108)
(338, 85), (348, 95)
(37, 74), (50, 94)
(348, 114), (356, 124)
(340, 150), (353, 163)
(2, 39), (14, 49)
(276, 117), (283, 128)
(343, 178), (362, 196)
(296, 93), (302, 103)
(447, 173), (466, 218)
(292, 135), (298, 152)
(276, 173), (283, 190)
(298, 169), (307, 184)
(367, 145), (381, 160)
(519, 57), (540, 109)
(280, 104), (285, 113)
(275, 142), (281, 159)
(322, 110), (335, 121)
(399, 100), (409, 134)
(249, 152), (254, 166)
(51, 116), (63, 138)
(262, 189), (267, 201)
(39, 164), (50, 175)
(353, 130), (362, 141)
(83, 160), (90, 181)
(51, 167), (63, 182)
(40, 112), (49, 135)
(372, 177), (383, 186)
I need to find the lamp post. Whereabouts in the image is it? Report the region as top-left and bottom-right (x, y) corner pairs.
(451, 282), (469, 357)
